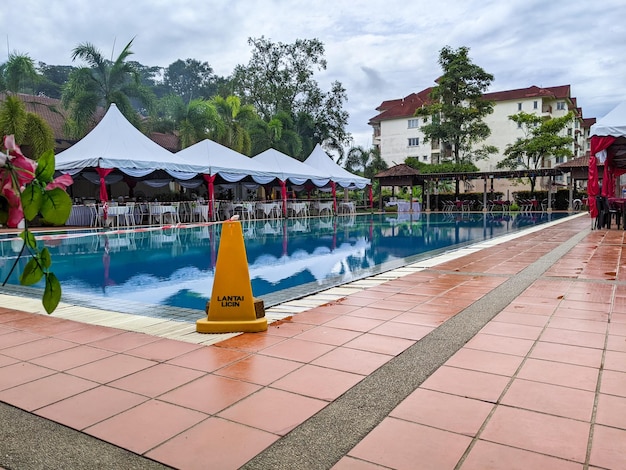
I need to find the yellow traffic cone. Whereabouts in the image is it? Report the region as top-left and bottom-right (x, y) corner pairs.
(196, 219), (267, 333)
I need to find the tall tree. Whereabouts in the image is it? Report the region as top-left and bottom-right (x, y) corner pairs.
(497, 111), (574, 194)
(345, 146), (388, 180)
(232, 36), (350, 159)
(176, 98), (220, 149)
(417, 46), (494, 193)
(1, 53), (39, 94)
(61, 38), (154, 138)
(247, 110), (302, 157)
(209, 95), (256, 154)
(163, 59), (218, 104)
(0, 95), (55, 159)
(36, 63), (75, 99)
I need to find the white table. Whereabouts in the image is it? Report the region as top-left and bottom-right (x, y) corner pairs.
(314, 201), (334, 216)
(386, 201), (421, 212)
(337, 202), (356, 215)
(256, 202), (281, 219)
(287, 201), (309, 217)
(149, 204), (179, 225)
(66, 205), (94, 226)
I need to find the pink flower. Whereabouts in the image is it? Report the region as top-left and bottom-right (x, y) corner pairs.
(45, 174), (73, 190)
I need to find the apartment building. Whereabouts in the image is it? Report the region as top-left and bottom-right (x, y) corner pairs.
(369, 84), (593, 191)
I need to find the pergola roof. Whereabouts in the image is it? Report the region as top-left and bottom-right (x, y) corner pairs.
(374, 164), (564, 186)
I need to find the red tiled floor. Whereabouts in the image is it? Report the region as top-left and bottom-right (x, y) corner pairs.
(287, 309), (341, 325)
(478, 322), (543, 340)
(392, 311), (452, 327)
(345, 306), (403, 321)
(501, 379), (595, 421)
(0, 353), (19, 367)
(390, 388), (494, 436)
(29, 344), (115, 371)
(445, 348), (524, 376)
(480, 406), (590, 462)
(1, 337), (77, 361)
(607, 334), (626, 352)
(464, 333), (534, 356)
(517, 358), (599, 391)
(348, 417), (472, 470)
(529, 341), (603, 368)
(323, 315), (386, 332)
(84, 399), (206, 454)
(271, 364), (364, 401)
(35, 385), (148, 429)
(539, 327), (607, 349)
(492, 311), (551, 327)
(421, 366), (510, 403)
(332, 456), (389, 469)
(166, 345), (249, 373)
(0, 330), (44, 350)
(214, 354), (302, 386)
(258, 337), (335, 363)
(461, 440), (583, 470)
(604, 350), (626, 373)
(595, 393), (626, 429)
(145, 417), (278, 470)
(263, 319), (315, 337)
(369, 321), (433, 340)
(108, 363), (205, 397)
(548, 317), (608, 334)
(213, 332), (285, 352)
(294, 325), (363, 346)
(312, 346), (392, 375)
(66, 353), (157, 383)
(158, 374), (261, 414)
(217, 387), (326, 435)
(0, 362), (56, 391)
(0, 372), (97, 411)
(589, 425), (626, 469)
(342, 333), (415, 356)
(87, 331), (162, 352)
(52, 324), (124, 344)
(124, 337), (203, 361)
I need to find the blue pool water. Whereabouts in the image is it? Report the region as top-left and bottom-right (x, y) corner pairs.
(0, 211), (571, 313)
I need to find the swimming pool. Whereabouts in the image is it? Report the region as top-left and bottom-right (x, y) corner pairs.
(0, 211), (571, 315)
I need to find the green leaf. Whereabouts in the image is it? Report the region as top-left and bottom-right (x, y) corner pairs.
(35, 149), (56, 184)
(40, 188), (72, 225)
(40, 247), (51, 269)
(19, 230), (38, 250)
(43, 272), (62, 314)
(19, 257), (44, 285)
(21, 184), (43, 221)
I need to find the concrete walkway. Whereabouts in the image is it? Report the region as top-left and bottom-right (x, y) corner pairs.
(1, 214), (625, 469)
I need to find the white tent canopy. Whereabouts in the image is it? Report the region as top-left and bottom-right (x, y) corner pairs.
(55, 104), (205, 179)
(590, 101), (626, 138)
(304, 144), (370, 189)
(252, 148), (331, 187)
(175, 139), (275, 183)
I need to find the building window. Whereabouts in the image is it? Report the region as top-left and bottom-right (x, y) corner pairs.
(407, 118), (419, 128)
(533, 101), (538, 109)
(567, 128), (572, 136)
(517, 102), (522, 111)
(422, 155), (428, 162)
(408, 137), (419, 147)
(423, 117), (428, 124)
(557, 101), (566, 110)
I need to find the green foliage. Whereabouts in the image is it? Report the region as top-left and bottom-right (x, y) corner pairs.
(416, 46), (495, 166)
(232, 36), (350, 158)
(497, 111), (574, 193)
(0, 96), (55, 159)
(405, 158), (479, 174)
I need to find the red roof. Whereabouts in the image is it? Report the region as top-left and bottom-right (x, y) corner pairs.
(370, 84), (575, 123)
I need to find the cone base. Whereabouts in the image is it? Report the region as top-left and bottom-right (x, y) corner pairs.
(196, 317), (268, 334)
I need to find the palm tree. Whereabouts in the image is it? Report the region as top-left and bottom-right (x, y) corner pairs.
(209, 95), (256, 155)
(61, 38), (154, 138)
(345, 146), (387, 180)
(0, 95), (54, 159)
(1, 52), (39, 94)
(248, 110), (302, 157)
(177, 98), (220, 149)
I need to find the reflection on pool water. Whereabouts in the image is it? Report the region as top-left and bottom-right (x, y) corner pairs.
(0, 211), (571, 312)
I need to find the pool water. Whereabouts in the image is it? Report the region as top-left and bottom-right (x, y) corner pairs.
(0, 211), (570, 313)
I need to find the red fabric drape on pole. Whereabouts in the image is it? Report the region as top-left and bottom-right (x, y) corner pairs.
(280, 180), (287, 216)
(203, 174), (216, 220)
(331, 182), (337, 212)
(368, 185), (373, 208)
(96, 168), (114, 222)
(589, 136), (616, 218)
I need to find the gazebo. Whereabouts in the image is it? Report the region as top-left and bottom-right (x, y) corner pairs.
(374, 164), (423, 211)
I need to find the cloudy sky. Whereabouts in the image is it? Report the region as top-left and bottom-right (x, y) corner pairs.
(5, 0), (626, 149)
